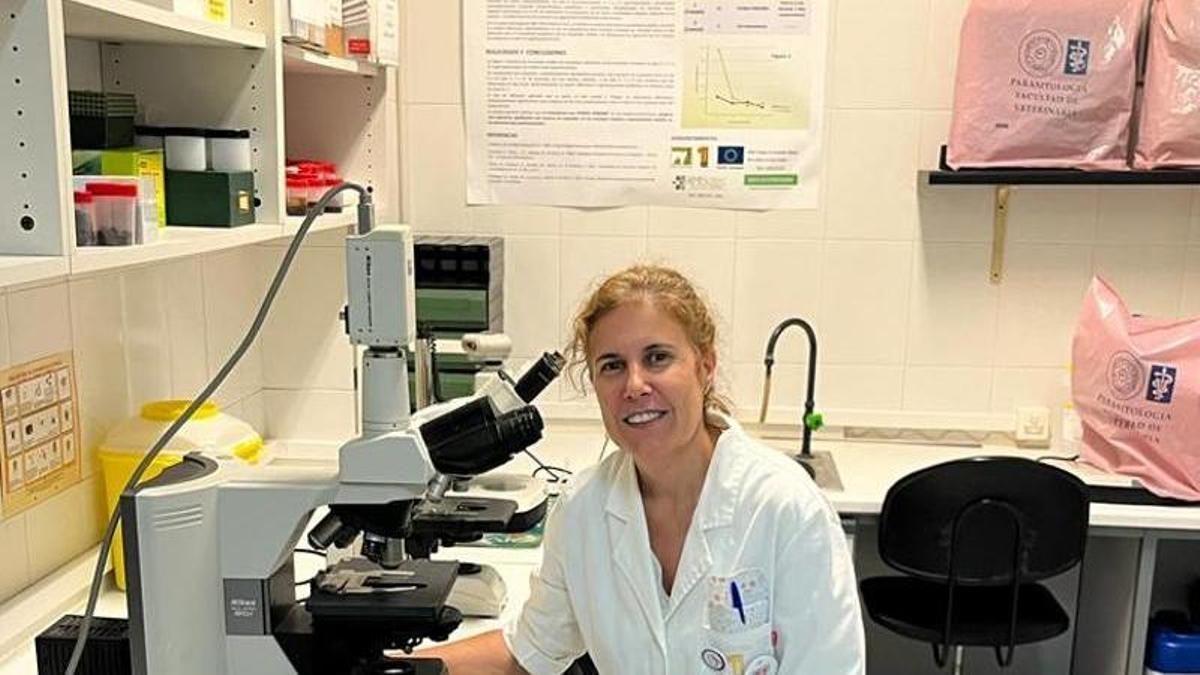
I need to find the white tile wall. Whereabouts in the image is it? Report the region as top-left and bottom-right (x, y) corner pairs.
(995, 245), (1094, 368)
(831, 0), (930, 109)
(260, 247), (354, 391)
(902, 366), (993, 413)
(920, 0), (970, 110)
(1096, 189), (1193, 245)
(25, 478), (103, 581)
(403, 0), (462, 105)
(0, 246), (282, 602)
(731, 240), (823, 364)
(825, 110), (921, 241)
(905, 243), (997, 366)
(558, 236), (648, 345)
(202, 247), (268, 407)
(1007, 188), (1098, 244)
(1092, 246), (1186, 318)
(560, 207), (648, 238)
(821, 365), (905, 411)
(122, 266), (173, 406)
(1190, 192), (1200, 242)
(70, 273), (129, 479)
(404, 104), (470, 233)
(161, 258), (210, 398)
(0, 293), (10, 370)
(263, 390), (356, 443)
(504, 237), (562, 358)
(0, 515), (30, 601)
(8, 283), (71, 364)
(819, 241), (913, 365)
(1182, 248), (1200, 315)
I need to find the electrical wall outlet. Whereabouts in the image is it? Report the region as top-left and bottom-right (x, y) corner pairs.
(1015, 406), (1051, 448)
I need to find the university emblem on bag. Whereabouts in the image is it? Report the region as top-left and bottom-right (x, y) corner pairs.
(1065, 39), (1091, 75)
(1019, 30), (1063, 78)
(1146, 365), (1177, 404)
(1108, 351), (1145, 400)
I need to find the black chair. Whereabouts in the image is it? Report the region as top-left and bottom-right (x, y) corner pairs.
(859, 457), (1090, 673)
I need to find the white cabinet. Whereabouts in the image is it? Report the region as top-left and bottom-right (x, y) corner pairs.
(0, 0), (399, 284)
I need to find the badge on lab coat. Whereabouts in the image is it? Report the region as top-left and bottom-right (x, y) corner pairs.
(702, 568), (776, 674)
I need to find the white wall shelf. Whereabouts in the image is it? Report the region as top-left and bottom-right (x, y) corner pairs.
(3, 0), (398, 288)
(283, 44), (379, 77)
(0, 256), (70, 288)
(70, 224), (282, 275)
(63, 0), (267, 49)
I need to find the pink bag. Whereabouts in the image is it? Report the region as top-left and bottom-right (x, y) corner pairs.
(1072, 277), (1200, 500)
(947, 0), (1145, 170)
(1134, 0), (1200, 169)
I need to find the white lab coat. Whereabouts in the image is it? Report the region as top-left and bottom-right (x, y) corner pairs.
(504, 417), (866, 674)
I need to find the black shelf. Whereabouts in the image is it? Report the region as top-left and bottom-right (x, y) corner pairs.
(926, 146), (1200, 186)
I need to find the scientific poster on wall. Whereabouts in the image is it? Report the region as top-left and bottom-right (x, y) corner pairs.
(464, 0), (829, 209)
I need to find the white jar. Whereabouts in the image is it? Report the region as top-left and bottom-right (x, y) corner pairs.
(163, 127), (207, 171)
(207, 129), (252, 172)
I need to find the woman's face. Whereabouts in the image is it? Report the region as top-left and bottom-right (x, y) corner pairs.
(588, 300), (715, 461)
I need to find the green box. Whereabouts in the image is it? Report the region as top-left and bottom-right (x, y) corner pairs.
(165, 170), (256, 227)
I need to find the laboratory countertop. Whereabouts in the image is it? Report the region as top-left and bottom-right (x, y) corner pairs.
(3, 428), (1200, 673)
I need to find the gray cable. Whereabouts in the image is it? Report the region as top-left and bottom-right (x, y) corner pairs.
(65, 183), (372, 674)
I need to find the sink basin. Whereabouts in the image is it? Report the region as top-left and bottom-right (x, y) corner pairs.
(795, 451), (843, 492)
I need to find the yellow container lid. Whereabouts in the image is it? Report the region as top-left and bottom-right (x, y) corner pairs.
(100, 399), (263, 463)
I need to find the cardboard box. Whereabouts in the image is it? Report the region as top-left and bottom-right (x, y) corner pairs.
(139, 0), (231, 27)
(343, 0), (397, 66)
(99, 148), (166, 229)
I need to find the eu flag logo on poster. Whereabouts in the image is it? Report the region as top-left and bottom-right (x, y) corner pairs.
(717, 146), (745, 165)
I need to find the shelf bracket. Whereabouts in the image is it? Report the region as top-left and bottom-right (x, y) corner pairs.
(989, 185), (1011, 284)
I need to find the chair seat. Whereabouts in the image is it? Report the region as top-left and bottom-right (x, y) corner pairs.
(860, 576), (1070, 647)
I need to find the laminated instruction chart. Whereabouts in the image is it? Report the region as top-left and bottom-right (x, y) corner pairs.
(1, 352), (82, 516)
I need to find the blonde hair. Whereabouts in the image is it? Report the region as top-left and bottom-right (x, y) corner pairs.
(566, 264), (732, 416)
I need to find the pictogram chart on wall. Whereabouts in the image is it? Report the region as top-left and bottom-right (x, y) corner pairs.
(1, 352), (82, 516)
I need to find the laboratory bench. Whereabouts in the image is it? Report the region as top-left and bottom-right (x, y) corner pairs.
(2, 428), (1198, 674)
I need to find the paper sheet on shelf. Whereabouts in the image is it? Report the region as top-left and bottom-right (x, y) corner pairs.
(464, 0), (829, 210)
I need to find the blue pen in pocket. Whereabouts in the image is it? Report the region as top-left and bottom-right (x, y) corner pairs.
(730, 580), (746, 625)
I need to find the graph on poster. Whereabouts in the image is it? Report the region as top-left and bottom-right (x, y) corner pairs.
(682, 44), (810, 130)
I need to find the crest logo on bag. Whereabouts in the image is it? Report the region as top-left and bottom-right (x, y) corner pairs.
(1065, 39), (1091, 75)
(1146, 365), (1177, 404)
(1019, 30), (1063, 78)
(1107, 351), (1145, 400)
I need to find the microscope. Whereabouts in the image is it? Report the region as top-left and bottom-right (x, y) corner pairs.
(119, 225), (560, 675)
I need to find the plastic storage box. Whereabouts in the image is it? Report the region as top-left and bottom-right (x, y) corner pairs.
(68, 91), (136, 149)
(99, 400), (262, 589)
(1147, 612), (1200, 674)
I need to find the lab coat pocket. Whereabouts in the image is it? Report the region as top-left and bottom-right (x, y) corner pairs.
(701, 621), (775, 674)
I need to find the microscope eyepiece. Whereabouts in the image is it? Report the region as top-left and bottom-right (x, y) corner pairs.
(514, 351), (565, 403)
(421, 399), (545, 476)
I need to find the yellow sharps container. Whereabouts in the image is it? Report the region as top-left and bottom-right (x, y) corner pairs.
(99, 400), (263, 589)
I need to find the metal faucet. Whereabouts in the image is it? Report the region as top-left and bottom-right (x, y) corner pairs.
(760, 317), (823, 457)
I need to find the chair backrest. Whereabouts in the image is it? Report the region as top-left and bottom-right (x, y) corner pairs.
(878, 457), (1090, 585)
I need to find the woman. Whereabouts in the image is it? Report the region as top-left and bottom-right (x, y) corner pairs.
(420, 264), (865, 673)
